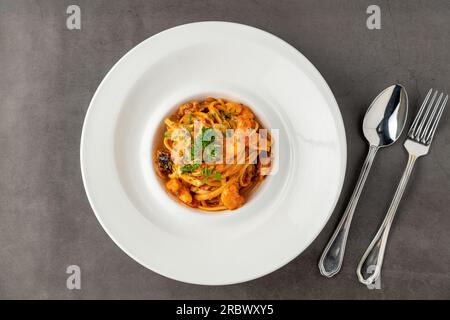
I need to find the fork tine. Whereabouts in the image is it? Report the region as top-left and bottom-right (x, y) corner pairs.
(425, 94), (448, 143)
(420, 92), (443, 142)
(415, 90), (437, 138)
(409, 89), (433, 137)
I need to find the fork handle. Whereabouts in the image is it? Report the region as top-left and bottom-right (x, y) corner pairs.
(357, 154), (417, 285)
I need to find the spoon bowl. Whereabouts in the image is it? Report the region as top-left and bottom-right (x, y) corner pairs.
(363, 84), (408, 147)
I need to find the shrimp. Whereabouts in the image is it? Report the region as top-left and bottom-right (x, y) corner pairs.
(166, 178), (193, 204)
(221, 184), (244, 210)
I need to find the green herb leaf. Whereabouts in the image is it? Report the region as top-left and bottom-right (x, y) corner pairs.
(180, 163), (200, 174)
(190, 127), (217, 160)
(201, 127), (215, 148)
(214, 171), (222, 181)
(203, 166), (212, 176)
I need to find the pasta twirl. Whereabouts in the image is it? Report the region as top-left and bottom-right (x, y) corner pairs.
(154, 98), (272, 211)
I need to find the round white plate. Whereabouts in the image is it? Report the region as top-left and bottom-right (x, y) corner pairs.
(81, 21), (346, 285)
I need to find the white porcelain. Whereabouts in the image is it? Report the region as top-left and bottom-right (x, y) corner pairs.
(80, 21), (346, 285)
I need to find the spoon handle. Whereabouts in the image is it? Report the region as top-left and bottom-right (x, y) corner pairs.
(318, 145), (379, 277)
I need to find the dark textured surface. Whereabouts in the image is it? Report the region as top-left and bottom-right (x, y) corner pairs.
(0, 0), (449, 299)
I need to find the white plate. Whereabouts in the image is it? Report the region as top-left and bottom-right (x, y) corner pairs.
(81, 22), (346, 285)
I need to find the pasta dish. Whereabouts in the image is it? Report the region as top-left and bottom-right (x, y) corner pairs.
(154, 98), (272, 211)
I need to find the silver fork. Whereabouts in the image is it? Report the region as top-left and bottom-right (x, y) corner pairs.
(356, 89), (448, 285)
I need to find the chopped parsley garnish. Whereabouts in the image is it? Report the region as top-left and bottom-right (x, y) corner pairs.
(201, 127), (215, 148)
(190, 127), (217, 160)
(180, 163), (200, 174)
(214, 171), (222, 181)
(203, 166), (212, 176)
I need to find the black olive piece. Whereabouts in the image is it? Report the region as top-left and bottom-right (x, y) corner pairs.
(157, 150), (173, 174)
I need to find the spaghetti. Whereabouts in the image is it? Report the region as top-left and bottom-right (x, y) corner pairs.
(154, 98), (272, 211)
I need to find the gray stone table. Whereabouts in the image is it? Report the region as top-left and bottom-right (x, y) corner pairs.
(1, 0), (449, 299)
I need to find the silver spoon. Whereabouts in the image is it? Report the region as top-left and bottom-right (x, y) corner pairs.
(318, 84), (408, 277)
